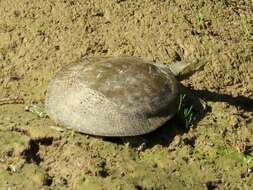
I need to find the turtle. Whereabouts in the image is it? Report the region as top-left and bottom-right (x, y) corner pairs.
(43, 56), (206, 137)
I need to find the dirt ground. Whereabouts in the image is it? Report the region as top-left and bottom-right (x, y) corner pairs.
(0, 0), (253, 189)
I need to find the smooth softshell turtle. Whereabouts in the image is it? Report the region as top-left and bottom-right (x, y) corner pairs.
(46, 56), (205, 137)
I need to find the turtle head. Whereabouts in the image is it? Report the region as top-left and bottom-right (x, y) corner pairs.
(155, 59), (207, 81)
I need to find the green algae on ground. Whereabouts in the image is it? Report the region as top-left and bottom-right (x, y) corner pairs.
(0, 164), (51, 190)
(216, 146), (253, 169)
(73, 161), (192, 190)
(0, 131), (30, 157)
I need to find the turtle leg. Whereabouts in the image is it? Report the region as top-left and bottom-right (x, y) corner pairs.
(24, 104), (48, 118)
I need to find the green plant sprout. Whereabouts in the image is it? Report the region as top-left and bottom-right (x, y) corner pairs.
(177, 93), (195, 128)
(196, 15), (204, 26)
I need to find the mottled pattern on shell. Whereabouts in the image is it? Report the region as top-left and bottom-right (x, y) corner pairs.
(46, 57), (180, 136)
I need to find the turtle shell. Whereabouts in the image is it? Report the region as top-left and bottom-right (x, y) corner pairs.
(46, 57), (180, 136)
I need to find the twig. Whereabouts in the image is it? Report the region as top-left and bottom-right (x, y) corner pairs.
(0, 96), (24, 105)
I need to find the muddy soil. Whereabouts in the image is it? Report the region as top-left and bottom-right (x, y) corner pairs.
(0, 0), (253, 189)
